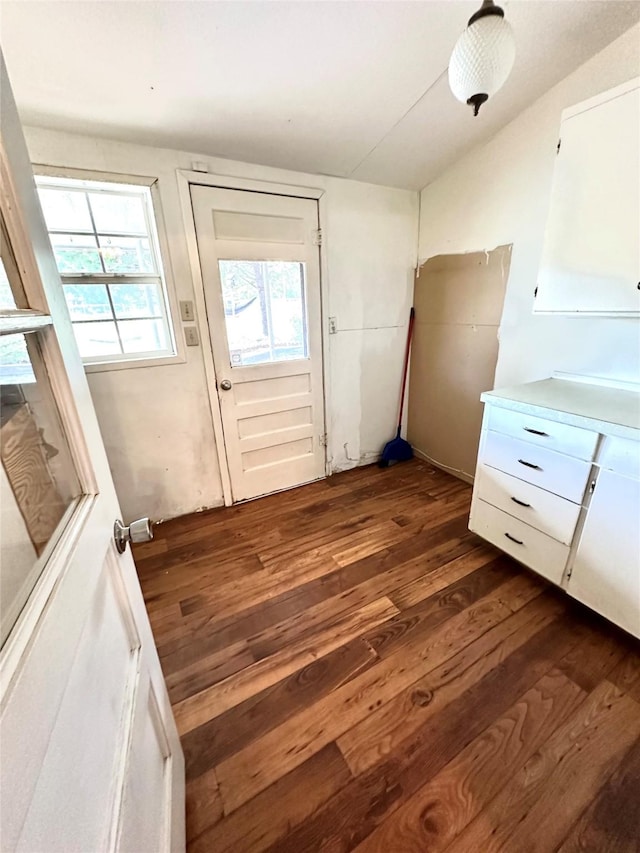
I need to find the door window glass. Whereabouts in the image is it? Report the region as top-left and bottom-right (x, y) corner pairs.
(1, 214), (82, 646)
(218, 260), (308, 366)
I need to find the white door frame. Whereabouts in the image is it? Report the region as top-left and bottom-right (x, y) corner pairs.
(176, 169), (332, 506)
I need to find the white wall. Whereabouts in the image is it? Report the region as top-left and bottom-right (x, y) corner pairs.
(418, 24), (640, 390)
(24, 128), (418, 521)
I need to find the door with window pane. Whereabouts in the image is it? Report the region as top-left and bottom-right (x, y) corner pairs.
(191, 186), (325, 502)
(0, 58), (184, 851)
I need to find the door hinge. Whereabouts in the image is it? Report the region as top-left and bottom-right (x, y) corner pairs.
(319, 433), (328, 447)
(313, 228), (323, 246)
(557, 138), (561, 154)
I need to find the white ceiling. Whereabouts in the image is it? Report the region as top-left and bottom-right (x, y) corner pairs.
(1, 1), (638, 190)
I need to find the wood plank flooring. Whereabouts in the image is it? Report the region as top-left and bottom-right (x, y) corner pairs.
(134, 459), (640, 853)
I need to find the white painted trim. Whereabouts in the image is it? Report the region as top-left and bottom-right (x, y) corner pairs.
(33, 163), (157, 188)
(83, 352), (186, 373)
(175, 168), (332, 502)
(31, 165), (188, 368)
(176, 168), (324, 200)
(552, 371), (640, 393)
(0, 310), (52, 335)
(176, 170), (233, 505)
(315, 193), (332, 475)
(413, 447), (475, 484)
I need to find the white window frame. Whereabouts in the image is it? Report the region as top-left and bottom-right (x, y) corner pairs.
(34, 167), (184, 372)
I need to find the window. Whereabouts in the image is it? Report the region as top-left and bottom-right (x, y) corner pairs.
(35, 176), (175, 364)
(218, 260), (308, 366)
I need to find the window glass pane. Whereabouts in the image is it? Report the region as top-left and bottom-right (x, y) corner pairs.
(1, 218), (28, 308)
(37, 188), (92, 232)
(110, 283), (162, 319)
(99, 236), (154, 274)
(119, 318), (168, 354)
(218, 260), (308, 366)
(88, 192), (146, 234)
(0, 257), (17, 310)
(35, 177), (175, 365)
(73, 321), (121, 357)
(1, 331), (82, 646)
(63, 283), (112, 321)
(50, 234), (102, 274)
(0, 333), (35, 384)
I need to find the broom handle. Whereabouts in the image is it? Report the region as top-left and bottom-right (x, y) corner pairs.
(397, 307), (415, 431)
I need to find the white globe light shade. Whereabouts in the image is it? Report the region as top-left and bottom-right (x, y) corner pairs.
(448, 14), (515, 110)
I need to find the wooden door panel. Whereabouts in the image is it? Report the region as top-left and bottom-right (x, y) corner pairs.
(118, 677), (172, 853)
(3, 549), (139, 851)
(0, 58), (185, 852)
(191, 185), (325, 502)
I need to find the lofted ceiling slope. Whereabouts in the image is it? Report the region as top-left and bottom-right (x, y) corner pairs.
(1, 1), (638, 190)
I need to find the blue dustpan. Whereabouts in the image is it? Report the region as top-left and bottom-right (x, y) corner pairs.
(379, 307), (415, 468)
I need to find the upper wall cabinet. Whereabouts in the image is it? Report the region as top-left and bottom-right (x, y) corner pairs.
(535, 78), (640, 316)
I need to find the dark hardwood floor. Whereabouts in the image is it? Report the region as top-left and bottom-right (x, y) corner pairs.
(134, 459), (640, 852)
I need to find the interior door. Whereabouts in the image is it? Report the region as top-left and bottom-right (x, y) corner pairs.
(0, 58), (184, 852)
(191, 185), (326, 502)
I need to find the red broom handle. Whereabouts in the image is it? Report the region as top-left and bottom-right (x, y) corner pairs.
(397, 307), (415, 431)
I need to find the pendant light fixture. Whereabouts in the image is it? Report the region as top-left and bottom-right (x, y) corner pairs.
(448, 0), (515, 116)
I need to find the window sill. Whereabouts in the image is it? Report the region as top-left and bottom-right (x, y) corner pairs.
(83, 352), (187, 373)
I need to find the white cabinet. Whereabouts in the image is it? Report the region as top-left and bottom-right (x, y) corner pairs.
(535, 78), (640, 316)
(470, 378), (640, 638)
(568, 469), (640, 638)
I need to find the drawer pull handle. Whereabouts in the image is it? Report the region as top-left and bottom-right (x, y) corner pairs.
(505, 532), (524, 545)
(518, 458), (542, 471)
(524, 427), (549, 437)
(511, 496), (531, 508)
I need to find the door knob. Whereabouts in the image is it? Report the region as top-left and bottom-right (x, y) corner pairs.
(220, 379), (232, 391)
(114, 517), (153, 553)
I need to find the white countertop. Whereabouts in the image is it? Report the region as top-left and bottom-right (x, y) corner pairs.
(481, 378), (640, 440)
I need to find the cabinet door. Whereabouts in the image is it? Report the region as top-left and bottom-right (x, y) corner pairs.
(535, 80), (640, 315)
(568, 470), (640, 638)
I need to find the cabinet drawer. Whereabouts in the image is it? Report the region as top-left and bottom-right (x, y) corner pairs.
(474, 464), (580, 544)
(482, 431), (591, 502)
(487, 405), (598, 460)
(470, 499), (569, 585)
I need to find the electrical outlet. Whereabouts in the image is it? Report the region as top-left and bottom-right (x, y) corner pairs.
(180, 300), (195, 322)
(328, 316), (337, 335)
(184, 326), (199, 346)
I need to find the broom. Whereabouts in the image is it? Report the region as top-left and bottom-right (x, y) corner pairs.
(379, 306), (415, 468)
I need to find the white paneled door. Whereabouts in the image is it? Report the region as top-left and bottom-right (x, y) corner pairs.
(191, 185), (326, 502)
(0, 59), (184, 851)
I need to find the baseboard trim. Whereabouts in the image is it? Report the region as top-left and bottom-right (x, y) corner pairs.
(413, 448), (475, 485)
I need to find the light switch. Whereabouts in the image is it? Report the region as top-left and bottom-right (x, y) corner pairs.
(180, 300), (195, 322)
(185, 326), (199, 346)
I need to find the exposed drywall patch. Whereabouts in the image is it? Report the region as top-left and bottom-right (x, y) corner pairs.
(407, 245), (512, 481)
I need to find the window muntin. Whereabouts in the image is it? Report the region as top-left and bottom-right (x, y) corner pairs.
(35, 176), (175, 364)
